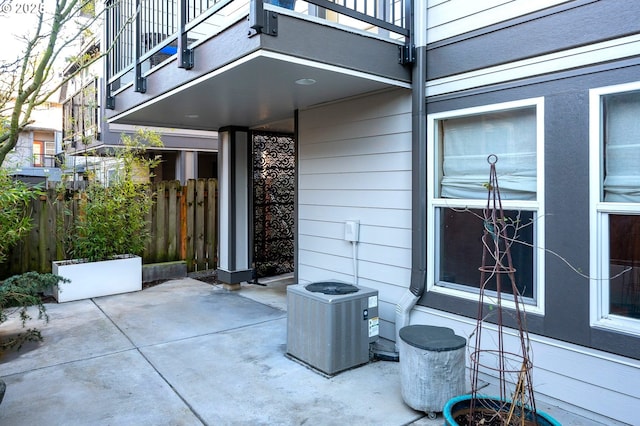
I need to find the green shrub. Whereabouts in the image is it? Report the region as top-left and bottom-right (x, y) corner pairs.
(0, 170), (35, 263)
(0, 272), (68, 353)
(0, 164), (67, 354)
(69, 130), (162, 262)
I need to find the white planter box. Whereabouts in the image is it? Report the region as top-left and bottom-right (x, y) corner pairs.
(52, 255), (142, 302)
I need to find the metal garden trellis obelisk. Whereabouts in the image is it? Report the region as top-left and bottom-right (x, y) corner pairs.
(468, 154), (537, 424)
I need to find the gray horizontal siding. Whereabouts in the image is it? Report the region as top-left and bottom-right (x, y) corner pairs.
(427, 0), (573, 42)
(428, 0), (640, 80)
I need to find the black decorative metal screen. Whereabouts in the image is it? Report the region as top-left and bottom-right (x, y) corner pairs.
(252, 132), (295, 279)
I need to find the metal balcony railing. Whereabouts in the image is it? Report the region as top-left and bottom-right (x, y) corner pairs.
(32, 154), (63, 168)
(63, 78), (100, 148)
(104, 0), (410, 107)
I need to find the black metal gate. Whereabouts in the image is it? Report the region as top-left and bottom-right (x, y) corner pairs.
(252, 131), (295, 279)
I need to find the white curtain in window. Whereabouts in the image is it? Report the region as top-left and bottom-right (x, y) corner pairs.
(441, 108), (537, 200)
(604, 92), (640, 202)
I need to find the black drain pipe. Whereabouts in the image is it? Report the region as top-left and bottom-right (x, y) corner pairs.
(394, 0), (427, 352)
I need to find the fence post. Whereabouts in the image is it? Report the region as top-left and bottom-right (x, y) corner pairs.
(185, 179), (196, 271)
(54, 190), (66, 261)
(195, 179), (206, 271)
(144, 184), (156, 262)
(180, 183), (187, 261)
(38, 193), (50, 272)
(167, 180), (180, 260)
(155, 181), (167, 262)
(207, 178), (217, 270)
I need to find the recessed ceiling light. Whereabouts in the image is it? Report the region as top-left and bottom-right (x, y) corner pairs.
(295, 78), (316, 85)
(185, 114), (200, 119)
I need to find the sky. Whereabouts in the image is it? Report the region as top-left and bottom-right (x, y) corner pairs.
(0, 2), (82, 102)
(0, 2), (57, 63)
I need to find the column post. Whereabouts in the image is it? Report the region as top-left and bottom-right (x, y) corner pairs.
(216, 127), (252, 289)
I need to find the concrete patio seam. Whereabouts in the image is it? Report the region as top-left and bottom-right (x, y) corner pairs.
(91, 298), (209, 425)
(90, 292), (287, 425)
(130, 348), (208, 426)
(113, 314), (288, 350)
(0, 347), (137, 379)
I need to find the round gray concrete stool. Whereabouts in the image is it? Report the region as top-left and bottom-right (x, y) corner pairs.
(399, 325), (466, 419)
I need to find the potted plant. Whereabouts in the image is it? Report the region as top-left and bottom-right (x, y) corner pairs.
(443, 155), (560, 426)
(52, 130), (162, 302)
(444, 394), (559, 426)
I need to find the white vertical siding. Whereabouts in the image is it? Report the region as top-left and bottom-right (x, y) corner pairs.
(298, 89), (412, 340)
(427, 0), (572, 43)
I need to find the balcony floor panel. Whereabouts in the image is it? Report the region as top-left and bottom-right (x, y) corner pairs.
(106, 14), (410, 132)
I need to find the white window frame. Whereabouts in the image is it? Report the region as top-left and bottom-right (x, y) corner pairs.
(589, 81), (640, 335)
(427, 98), (546, 314)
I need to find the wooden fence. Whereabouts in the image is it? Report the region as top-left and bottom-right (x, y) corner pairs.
(0, 179), (218, 278)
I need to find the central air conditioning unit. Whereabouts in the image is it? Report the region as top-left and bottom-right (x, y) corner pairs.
(286, 281), (379, 375)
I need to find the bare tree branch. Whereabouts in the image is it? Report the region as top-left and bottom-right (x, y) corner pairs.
(0, 0), (123, 165)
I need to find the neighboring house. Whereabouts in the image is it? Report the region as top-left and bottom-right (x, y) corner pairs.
(101, 0), (639, 423)
(61, 34), (217, 185)
(3, 100), (63, 187)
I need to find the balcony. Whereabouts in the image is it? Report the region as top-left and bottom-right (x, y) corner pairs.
(104, 0), (412, 132)
(62, 78), (100, 153)
(31, 154), (64, 168)
(11, 154), (64, 187)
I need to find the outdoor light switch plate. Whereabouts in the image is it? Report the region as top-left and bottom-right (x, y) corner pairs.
(344, 220), (360, 242)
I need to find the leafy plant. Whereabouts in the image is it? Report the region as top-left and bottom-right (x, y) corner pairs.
(0, 169), (35, 263)
(0, 272), (68, 353)
(0, 162), (66, 354)
(67, 130), (162, 262)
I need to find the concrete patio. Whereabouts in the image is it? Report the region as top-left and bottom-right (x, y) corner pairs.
(0, 277), (613, 425)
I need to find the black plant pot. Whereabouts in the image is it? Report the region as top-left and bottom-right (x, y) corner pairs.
(443, 395), (560, 426)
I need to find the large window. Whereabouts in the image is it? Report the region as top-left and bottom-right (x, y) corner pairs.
(591, 83), (640, 334)
(427, 98), (545, 311)
(63, 78), (99, 149)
